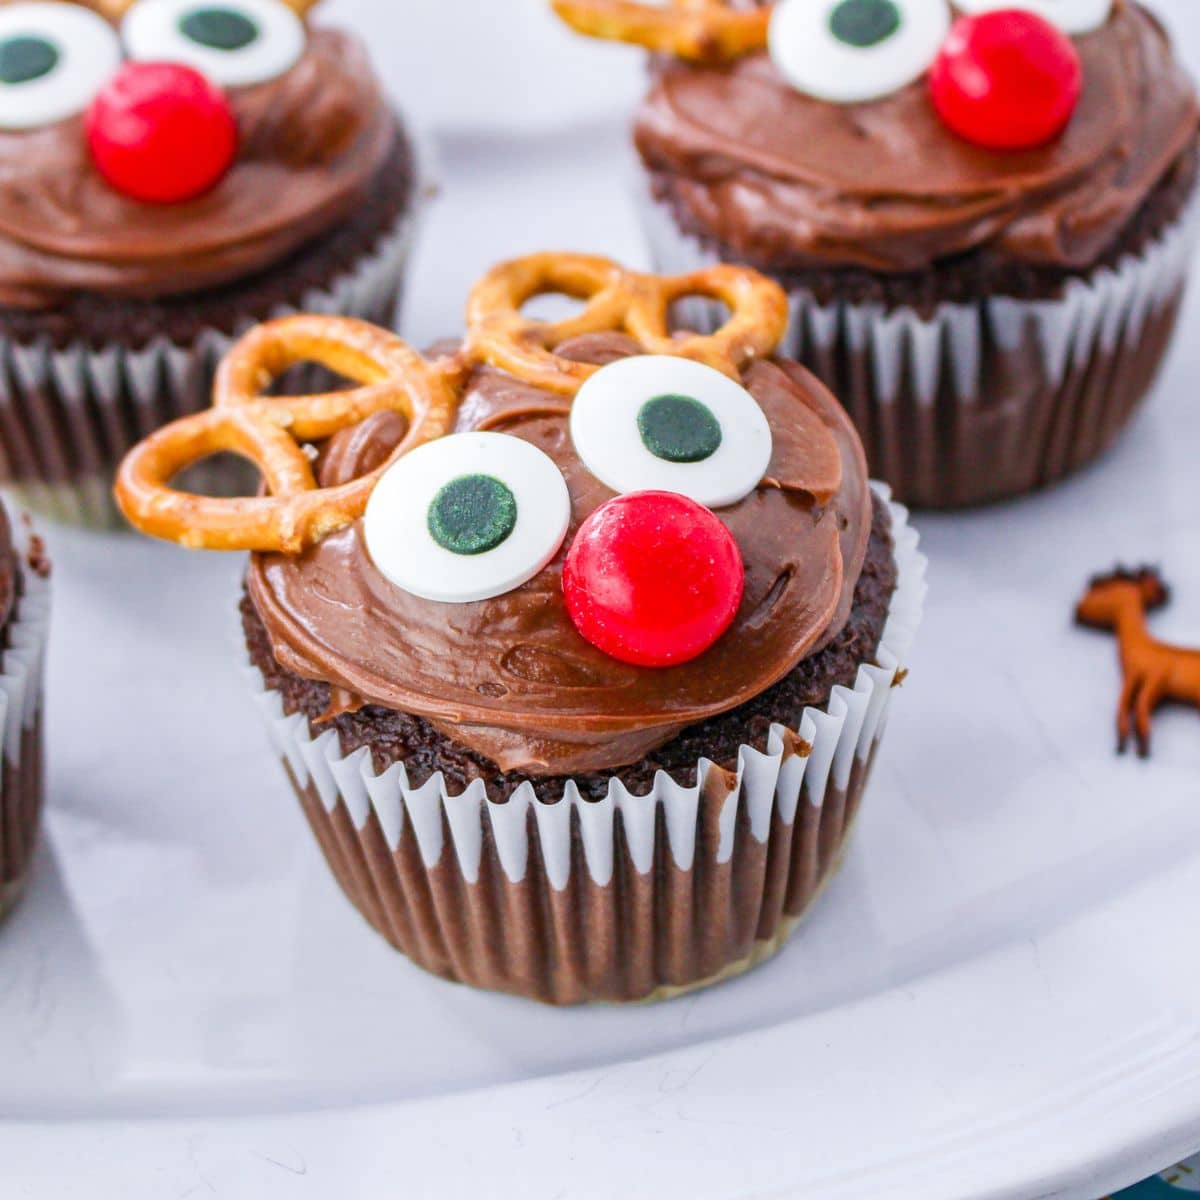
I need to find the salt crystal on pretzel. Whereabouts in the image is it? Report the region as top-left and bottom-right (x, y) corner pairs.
(114, 253), (789, 553)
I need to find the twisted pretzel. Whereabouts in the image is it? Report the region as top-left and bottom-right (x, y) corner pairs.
(115, 255), (788, 553)
(465, 252), (788, 394)
(551, 0), (770, 63)
(117, 316), (460, 552)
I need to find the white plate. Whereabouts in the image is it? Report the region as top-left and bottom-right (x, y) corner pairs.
(3, 123), (1200, 1200)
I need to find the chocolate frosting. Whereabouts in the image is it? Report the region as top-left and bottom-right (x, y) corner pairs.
(246, 336), (873, 776)
(634, 1), (1200, 272)
(0, 27), (395, 308)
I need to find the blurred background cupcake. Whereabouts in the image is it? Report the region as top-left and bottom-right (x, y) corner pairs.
(0, 0), (424, 527)
(0, 504), (49, 924)
(552, 0), (1200, 508)
(114, 253), (927, 1004)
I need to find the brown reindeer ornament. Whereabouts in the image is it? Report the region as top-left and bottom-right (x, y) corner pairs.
(1075, 567), (1200, 757)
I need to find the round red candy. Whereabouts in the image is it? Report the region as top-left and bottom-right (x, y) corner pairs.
(87, 62), (238, 204)
(562, 491), (744, 668)
(929, 10), (1082, 151)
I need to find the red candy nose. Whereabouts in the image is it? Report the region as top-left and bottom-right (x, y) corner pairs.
(562, 491), (745, 668)
(929, 10), (1082, 151)
(86, 62), (238, 204)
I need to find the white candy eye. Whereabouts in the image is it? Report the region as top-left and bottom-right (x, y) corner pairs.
(951, 0), (1111, 34)
(363, 433), (572, 605)
(769, 0), (950, 103)
(0, 3), (121, 130)
(570, 356), (772, 509)
(123, 0), (305, 88)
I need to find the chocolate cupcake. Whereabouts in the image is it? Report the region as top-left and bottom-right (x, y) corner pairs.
(0, 0), (423, 527)
(553, 0), (1200, 507)
(0, 505), (50, 924)
(115, 252), (926, 1004)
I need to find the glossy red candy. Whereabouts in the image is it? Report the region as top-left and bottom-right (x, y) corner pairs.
(562, 491), (744, 668)
(929, 9), (1082, 151)
(87, 62), (237, 204)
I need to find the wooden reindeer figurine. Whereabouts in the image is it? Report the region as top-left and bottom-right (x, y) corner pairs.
(1075, 567), (1200, 757)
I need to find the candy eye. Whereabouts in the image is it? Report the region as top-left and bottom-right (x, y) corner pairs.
(0, 3), (121, 130)
(570, 356), (772, 509)
(769, 0), (951, 103)
(123, 0), (305, 88)
(363, 432), (572, 605)
(952, 0), (1111, 35)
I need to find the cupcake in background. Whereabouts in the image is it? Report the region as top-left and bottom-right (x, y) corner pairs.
(0, 505), (50, 924)
(114, 252), (926, 1005)
(0, 0), (425, 526)
(552, 0), (1200, 508)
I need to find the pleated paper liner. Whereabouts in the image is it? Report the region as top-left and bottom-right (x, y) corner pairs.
(0, 173), (429, 531)
(0, 521), (50, 923)
(244, 488), (926, 1005)
(643, 188), (1200, 509)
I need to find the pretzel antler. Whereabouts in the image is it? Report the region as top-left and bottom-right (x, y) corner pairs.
(465, 252), (788, 394)
(551, 0), (770, 63)
(116, 316), (460, 552)
(115, 255), (788, 554)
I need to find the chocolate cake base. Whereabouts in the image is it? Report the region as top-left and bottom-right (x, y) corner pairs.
(0, 549), (46, 925)
(645, 143), (1199, 509)
(243, 501), (907, 1003)
(0, 129), (420, 528)
(0, 721), (44, 923)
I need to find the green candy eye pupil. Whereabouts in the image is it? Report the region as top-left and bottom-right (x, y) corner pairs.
(637, 394), (723, 464)
(829, 0), (902, 48)
(428, 474), (518, 557)
(0, 35), (59, 85)
(179, 7), (260, 51)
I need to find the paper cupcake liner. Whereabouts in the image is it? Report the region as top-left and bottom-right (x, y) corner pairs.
(243, 487), (926, 1005)
(642, 187), (1200, 508)
(0, 522), (51, 922)
(0, 187), (427, 530)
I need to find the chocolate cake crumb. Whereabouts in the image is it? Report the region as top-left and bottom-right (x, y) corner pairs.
(243, 496), (899, 805)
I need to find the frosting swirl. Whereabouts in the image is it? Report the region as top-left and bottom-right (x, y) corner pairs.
(246, 335), (873, 776)
(0, 27), (396, 308)
(635, 1), (1199, 273)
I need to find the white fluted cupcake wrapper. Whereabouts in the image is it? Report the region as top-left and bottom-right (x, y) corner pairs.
(643, 186), (1200, 508)
(0, 519), (50, 906)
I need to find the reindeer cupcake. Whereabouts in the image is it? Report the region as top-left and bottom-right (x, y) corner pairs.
(0, 0), (422, 525)
(114, 252), (926, 1004)
(553, 0), (1200, 507)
